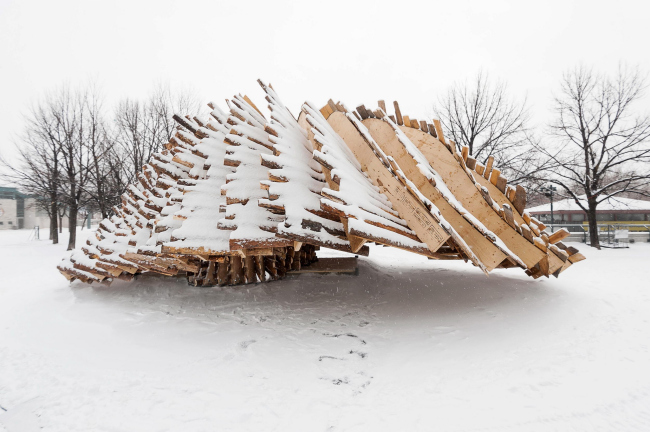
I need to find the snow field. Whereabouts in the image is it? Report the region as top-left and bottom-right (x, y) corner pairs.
(0, 228), (649, 431)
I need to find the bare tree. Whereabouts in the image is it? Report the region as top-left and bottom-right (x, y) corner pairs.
(435, 72), (549, 188)
(51, 86), (94, 250)
(113, 83), (202, 183)
(537, 65), (650, 248)
(82, 86), (121, 219)
(1, 101), (64, 243)
(3, 82), (201, 248)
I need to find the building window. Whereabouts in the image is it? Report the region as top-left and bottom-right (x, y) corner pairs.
(7, 221), (12, 225)
(571, 213), (585, 222)
(16, 197), (24, 218)
(596, 213), (615, 221)
(616, 213), (645, 222)
(538, 213), (568, 223)
(0, 222), (3, 225)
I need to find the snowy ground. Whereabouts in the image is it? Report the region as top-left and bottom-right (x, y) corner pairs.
(0, 228), (649, 431)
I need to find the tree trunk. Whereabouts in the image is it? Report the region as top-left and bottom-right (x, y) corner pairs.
(587, 198), (600, 249)
(67, 205), (78, 251)
(50, 200), (59, 244)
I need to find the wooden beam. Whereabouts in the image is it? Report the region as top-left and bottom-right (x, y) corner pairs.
(356, 105), (370, 119)
(319, 103), (334, 119)
(461, 146), (469, 162)
(243, 95), (264, 117)
(489, 168), (501, 185)
(484, 156), (494, 180)
(548, 228), (570, 244)
(513, 185), (527, 215)
(496, 175), (507, 193)
(427, 123), (437, 138)
(290, 257), (358, 275)
(433, 119), (445, 144)
(393, 101), (403, 125)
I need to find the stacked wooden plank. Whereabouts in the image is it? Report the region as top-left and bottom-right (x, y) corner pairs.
(58, 83), (584, 286)
(361, 101), (584, 278)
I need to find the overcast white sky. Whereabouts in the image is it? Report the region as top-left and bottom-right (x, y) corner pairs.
(1, 0), (649, 163)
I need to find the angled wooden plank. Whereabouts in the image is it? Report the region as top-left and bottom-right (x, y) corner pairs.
(327, 111), (451, 255)
(399, 127), (546, 270)
(363, 117), (518, 272)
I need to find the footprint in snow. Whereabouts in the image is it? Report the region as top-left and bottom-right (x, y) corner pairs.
(318, 377), (349, 385)
(322, 332), (367, 345)
(239, 339), (256, 350)
(319, 355), (344, 362)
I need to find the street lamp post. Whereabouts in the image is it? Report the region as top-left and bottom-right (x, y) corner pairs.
(539, 185), (557, 233)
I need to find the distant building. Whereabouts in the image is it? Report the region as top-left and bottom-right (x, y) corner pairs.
(0, 186), (66, 230)
(527, 196), (650, 224)
(0, 186), (27, 229)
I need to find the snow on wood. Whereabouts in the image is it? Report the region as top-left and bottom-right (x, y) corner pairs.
(162, 106), (234, 256)
(359, 108), (525, 271)
(257, 80), (365, 255)
(302, 101), (437, 257)
(219, 95), (292, 251)
(326, 107), (489, 269)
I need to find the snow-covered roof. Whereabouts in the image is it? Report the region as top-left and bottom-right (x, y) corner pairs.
(528, 196), (650, 213)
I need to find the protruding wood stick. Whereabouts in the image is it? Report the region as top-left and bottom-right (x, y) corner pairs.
(484, 156), (494, 180)
(243, 95), (264, 117)
(356, 105), (370, 119)
(513, 185), (527, 215)
(427, 123), (437, 138)
(489, 168), (501, 185)
(496, 175), (508, 193)
(548, 228), (570, 244)
(433, 119), (445, 144)
(393, 101), (403, 125)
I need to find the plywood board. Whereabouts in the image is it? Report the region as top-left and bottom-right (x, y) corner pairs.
(362, 118), (508, 271)
(399, 126), (545, 269)
(327, 112), (450, 254)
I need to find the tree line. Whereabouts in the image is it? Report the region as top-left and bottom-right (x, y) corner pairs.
(1, 84), (201, 250)
(2, 65), (649, 250)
